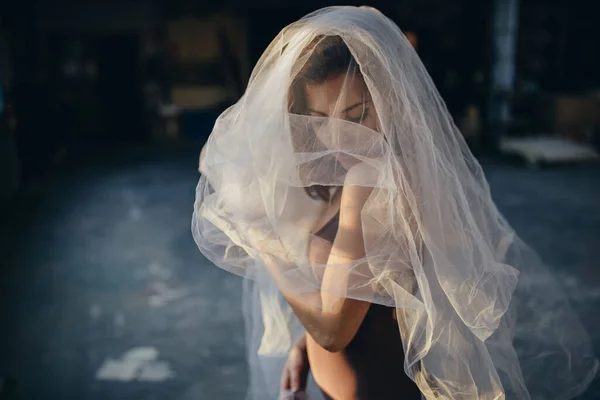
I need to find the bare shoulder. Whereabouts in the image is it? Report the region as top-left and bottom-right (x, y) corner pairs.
(344, 162), (379, 185)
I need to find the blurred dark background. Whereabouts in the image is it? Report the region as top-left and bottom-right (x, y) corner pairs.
(0, 0), (599, 398)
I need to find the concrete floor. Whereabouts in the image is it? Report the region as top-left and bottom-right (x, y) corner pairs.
(0, 145), (598, 399)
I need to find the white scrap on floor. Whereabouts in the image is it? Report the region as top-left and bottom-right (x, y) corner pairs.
(89, 305), (102, 321)
(499, 136), (599, 165)
(148, 281), (188, 307)
(114, 312), (126, 328)
(138, 361), (175, 382)
(95, 346), (175, 382)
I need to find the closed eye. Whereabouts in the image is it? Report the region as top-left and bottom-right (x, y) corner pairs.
(308, 110), (328, 117)
(346, 104), (369, 123)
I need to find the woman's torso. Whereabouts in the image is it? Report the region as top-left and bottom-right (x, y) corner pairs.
(306, 193), (421, 399)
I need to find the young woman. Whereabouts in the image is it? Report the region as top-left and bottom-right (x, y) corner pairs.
(194, 6), (597, 400)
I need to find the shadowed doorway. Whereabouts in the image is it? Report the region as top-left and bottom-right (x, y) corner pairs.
(95, 34), (145, 144)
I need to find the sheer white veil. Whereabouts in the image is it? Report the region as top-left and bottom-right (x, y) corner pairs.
(192, 6), (598, 399)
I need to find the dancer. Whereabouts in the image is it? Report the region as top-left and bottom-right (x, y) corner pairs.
(194, 6), (597, 399)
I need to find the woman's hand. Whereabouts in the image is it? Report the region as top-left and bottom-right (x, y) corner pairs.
(280, 333), (310, 395)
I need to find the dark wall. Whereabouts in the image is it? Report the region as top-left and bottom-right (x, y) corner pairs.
(95, 35), (145, 142)
(517, 0), (600, 93)
(3, 0), (159, 181)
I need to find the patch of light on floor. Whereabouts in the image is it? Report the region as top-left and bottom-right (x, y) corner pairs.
(95, 347), (174, 382)
(499, 136), (599, 165)
(90, 305), (102, 321)
(129, 207), (142, 221)
(114, 312), (126, 328)
(148, 261), (173, 281)
(148, 282), (188, 307)
(138, 361), (175, 382)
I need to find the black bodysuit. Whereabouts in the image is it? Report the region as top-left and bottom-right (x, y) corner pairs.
(311, 212), (422, 400)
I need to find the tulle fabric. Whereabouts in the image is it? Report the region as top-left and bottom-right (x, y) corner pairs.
(192, 6), (598, 399)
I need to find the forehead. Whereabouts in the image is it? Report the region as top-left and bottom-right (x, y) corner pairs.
(304, 73), (367, 112)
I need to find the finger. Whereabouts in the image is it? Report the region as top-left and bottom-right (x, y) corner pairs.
(280, 365), (291, 391)
(290, 366), (300, 392)
(288, 350), (302, 392)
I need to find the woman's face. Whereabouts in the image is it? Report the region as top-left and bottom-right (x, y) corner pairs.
(304, 72), (381, 169)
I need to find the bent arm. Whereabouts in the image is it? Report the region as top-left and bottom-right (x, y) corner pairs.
(263, 181), (374, 352)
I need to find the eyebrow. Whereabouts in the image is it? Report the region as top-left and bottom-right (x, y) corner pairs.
(308, 101), (368, 116)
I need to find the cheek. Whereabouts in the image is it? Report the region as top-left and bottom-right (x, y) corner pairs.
(359, 111), (384, 140)
(365, 110), (381, 133)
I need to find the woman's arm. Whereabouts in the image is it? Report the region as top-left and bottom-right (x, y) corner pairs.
(264, 167), (375, 352)
(198, 143), (208, 174)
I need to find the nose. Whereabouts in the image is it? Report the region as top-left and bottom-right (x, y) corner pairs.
(315, 119), (346, 149)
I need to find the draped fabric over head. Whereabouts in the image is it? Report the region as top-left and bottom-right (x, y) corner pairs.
(192, 6), (598, 400)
